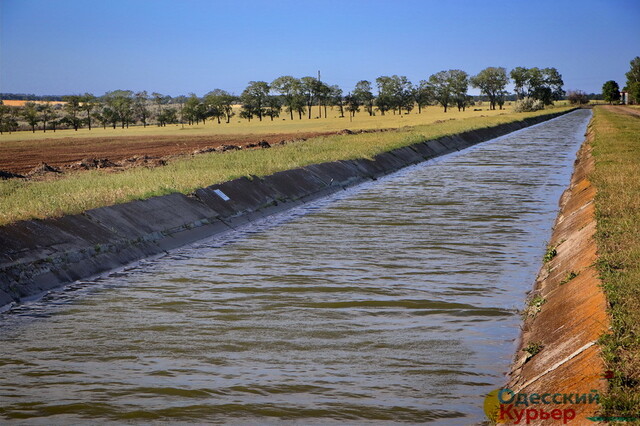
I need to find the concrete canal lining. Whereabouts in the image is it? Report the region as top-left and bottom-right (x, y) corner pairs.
(0, 110), (574, 310)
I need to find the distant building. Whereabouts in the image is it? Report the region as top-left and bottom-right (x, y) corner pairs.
(620, 91), (629, 104)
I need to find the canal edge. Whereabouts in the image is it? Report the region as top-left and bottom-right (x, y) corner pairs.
(504, 111), (610, 423)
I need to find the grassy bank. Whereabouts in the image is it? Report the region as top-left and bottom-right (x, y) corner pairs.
(591, 106), (640, 414)
(0, 107), (571, 226)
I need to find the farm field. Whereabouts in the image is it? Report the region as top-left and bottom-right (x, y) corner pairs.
(0, 106), (573, 226)
(0, 104), (542, 174)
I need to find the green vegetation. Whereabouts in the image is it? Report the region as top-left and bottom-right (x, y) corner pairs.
(525, 295), (547, 317)
(0, 108), (571, 226)
(559, 271), (579, 285)
(523, 341), (544, 357)
(590, 107), (640, 415)
(602, 80), (621, 104)
(543, 245), (558, 263)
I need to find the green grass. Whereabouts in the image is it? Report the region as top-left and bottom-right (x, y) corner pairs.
(590, 106), (640, 415)
(0, 107), (572, 226)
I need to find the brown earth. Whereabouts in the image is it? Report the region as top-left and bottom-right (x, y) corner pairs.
(501, 123), (610, 423)
(0, 131), (336, 175)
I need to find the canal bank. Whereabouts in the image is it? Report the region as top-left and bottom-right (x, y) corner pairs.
(503, 113), (609, 423)
(0, 109), (574, 311)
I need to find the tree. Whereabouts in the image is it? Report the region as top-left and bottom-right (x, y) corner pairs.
(625, 57), (640, 104)
(344, 92), (360, 117)
(375, 76), (394, 115)
(602, 80), (620, 104)
(316, 81), (331, 118)
(510, 67), (530, 100)
(449, 70), (469, 111)
(329, 85), (344, 118)
(240, 81), (269, 121)
(62, 95), (83, 130)
(301, 76), (323, 119)
(183, 93), (202, 125)
(0, 103), (19, 134)
(38, 102), (56, 132)
(22, 102), (40, 133)
(206, 89), (235, 123)
(567, 90), (589, 105)
(102, 90), (134, 128)
(271, 76), (304, 120)
(353, 80), (374, 116)
(470, 67), (509, 110)
(265, 96), (282, 121)
(152, 92), (171, 126)
(133, 91), (150, 127)
(510, 67), (564, 105)
(414, 80), (432, 114)
(427, 70), (455, 112)
(81, 93), (97, 130)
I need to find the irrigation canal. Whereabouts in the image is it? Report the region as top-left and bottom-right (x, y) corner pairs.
(0, 109), (592, 424)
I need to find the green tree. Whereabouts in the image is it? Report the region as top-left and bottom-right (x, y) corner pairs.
(301, 76), (323, 119)
(344, 92), (360, 117)
(81, 93), (97, 130)
(449, 70), (469, 112)
(38, 102), (56, 132)
(22, 102), (40, 133)
(240, 81), (269, 121)
(602, 80), (621, 104)
(470, 67), (509, 110)
(329, 85), (344, 118)
(265, 96), (282, 121)
(133, 91), (150, 127)
(427, 70), (455, 112)
(271, 76), (304, 120)
(625, 57), (640, 103)
(206, 89), (235, 124)
(152, 92), (171, 126)
(102, 90), (134, 128)
(353, 80), (374, 116)
(413, 80), (432, 114)
(510, 67), (564, 105)
(510, 66), (530, 100)
(0, 103), (19, 134)
(183, 93), (202, 125)
(62, 95), (83, 130)
(375, 76), (394, 115)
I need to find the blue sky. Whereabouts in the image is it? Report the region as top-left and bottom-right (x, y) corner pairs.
(1, 0), (638, 96)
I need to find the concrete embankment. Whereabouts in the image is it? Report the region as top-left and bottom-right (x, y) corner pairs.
(0, 110), (574, 310)
(505, 117), (609, 422)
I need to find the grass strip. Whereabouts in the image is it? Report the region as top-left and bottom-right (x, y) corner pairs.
(591, 107), (640, 415)
(0, 108), (570, 226)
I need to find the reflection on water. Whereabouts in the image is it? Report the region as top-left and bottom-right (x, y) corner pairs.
(0, 110), (591, 424)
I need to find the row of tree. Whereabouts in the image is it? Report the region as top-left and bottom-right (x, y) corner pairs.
(0, 66), (566, 134)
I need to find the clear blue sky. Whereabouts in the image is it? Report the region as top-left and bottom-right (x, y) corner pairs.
(1, 0), (638, 96)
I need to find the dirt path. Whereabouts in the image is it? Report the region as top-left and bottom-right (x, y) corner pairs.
(0, 131), (338, 175)
(503, 125), (610, 423)
(603, 104), (640, 117)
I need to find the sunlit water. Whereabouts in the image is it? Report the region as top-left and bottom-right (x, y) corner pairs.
(0, 110), (591, 424)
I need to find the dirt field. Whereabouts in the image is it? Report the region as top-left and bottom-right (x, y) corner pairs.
(0, 131), (340, 175)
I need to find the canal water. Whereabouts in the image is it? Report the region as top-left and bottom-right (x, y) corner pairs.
(0, 109), (591, 424)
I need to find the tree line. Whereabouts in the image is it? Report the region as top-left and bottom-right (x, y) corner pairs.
(0, 66), (566, 134)
(601, 57), (640, 105)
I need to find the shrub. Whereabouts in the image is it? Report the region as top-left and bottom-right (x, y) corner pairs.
(513, 97), (544, 112)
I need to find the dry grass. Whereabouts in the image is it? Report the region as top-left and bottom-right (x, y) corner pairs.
(0, 104), (527, 143)
(591, 106), (640, 415)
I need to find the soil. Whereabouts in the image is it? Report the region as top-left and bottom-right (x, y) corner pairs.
(0, 131), (336, 175)
(504, 124), (610, 423)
